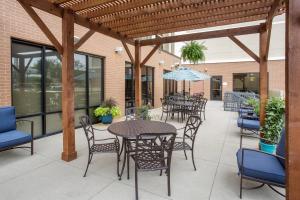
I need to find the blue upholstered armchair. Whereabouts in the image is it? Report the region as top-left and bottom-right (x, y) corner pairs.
(236, 129), (286, 198)
(0, 106), (34, 155)
(237, 111), (260, 135)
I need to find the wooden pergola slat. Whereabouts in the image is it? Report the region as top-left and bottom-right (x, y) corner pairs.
(140, 25), (263, 46)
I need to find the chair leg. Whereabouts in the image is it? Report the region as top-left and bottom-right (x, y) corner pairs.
(117, 152), (120, 177)
(83, 152), (93, 177)
(160, 112), (163, 121)
(167, 168), (171, 196)
(191, 149), (196, 171)
(240, 175), (243, 199)
(135, 166), (139, 200)
(127, 151), (130, 180)
(165, 112), (168, 123)
(204, 109), (206, 120)
(183, 149), (188, 160)
(31, 140), (34, 155)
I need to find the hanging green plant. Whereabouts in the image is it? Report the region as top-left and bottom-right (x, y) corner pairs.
(180, 41), (207, 64)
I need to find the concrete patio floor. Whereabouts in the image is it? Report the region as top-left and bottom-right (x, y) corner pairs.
(0, 101), (285, 200)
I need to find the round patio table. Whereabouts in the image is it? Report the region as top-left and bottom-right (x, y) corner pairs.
(108, 120), (177, 180)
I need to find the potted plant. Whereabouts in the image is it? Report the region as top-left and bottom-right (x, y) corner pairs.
(260, 97), (285, 153)
(94, 98), (121, 124)
(245, 97), (260, 116)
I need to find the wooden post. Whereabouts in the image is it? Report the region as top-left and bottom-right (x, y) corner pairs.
(134, 40), (142, 107)
(61, 9), (77, 162)
(286, 0), (300, 198)
(259, 25), (268, 126)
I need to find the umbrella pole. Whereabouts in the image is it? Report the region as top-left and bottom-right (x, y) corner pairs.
(189, 81), (191, 95)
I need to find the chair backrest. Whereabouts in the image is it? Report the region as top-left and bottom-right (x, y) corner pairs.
(125, 107), (140, 121)
(276, 128), (286, 167)
(135, 132), (176, 169)
(79, 115), (95, 149)
(183, 115), (202, 142)
(0, 106), (16, 133)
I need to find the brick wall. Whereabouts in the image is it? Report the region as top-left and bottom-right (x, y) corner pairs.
(0, 0), (180, 112)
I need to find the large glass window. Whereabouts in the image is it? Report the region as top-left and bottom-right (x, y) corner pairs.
(163, 70), (177, 96)
(89, 56), (103, 106)
(125, 62), (154, 109)
(125, 62), (135, 108)
(142, 67), (154, 106)
(233, 73), (260, 94)
(11, 40), (104, 138)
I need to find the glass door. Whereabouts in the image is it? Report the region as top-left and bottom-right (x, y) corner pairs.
(210, 76), (223, 100)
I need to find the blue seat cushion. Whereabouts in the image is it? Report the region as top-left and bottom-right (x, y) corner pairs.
(0, 130), (32, 149)
(237, 118), (260, 130)
(237, 149), (285, 185)
(0, 106), (17, 133)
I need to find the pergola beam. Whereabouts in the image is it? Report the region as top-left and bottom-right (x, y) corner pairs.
(17, 0), (63, 55)
(134, 41), (142, 107)
(141, 44), (161, 66)
(74, 30), (95, 50)
(259, 24), (268, 126)
(121, 40), (134, 63)
(286, 0), (300, 199)
(19, 0), (134, 44)
(265, 0), (282, 58)
(229, 36), (260, 63)
(61, 9), (77, 162)
(140, 25), (263, 46)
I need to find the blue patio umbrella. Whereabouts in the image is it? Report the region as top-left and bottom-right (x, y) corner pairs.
(163, 66), (210, 94)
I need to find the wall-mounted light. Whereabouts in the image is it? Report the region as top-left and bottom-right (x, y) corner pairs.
(114, 47), (123, 54)
(159, 60), (165, 66)
(74, 36), (80, 44)
(222, 82), (228, 86)
(204, 68), (208, 72)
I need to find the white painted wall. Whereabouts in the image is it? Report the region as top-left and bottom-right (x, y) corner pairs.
(174, 14), (285, 64)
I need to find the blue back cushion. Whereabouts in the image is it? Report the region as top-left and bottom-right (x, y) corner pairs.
(276, 128), (286, 168)
(0, 107), (16, 133)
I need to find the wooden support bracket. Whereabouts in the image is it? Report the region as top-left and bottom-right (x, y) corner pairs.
(74, 30), (95, 50)
(122, 40), (134, 63)
(141, 44), (161, 66)
(17, 0), (63, 55)
(229, 36), (260, 63)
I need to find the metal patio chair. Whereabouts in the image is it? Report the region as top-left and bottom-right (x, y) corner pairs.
(236, 129), (286, 198)
(173, 115), (202, 170)
(80, 115), (120, 177)
(131, 132), (176, 200)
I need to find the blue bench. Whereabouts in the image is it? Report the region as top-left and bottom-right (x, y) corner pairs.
(0, 106), (34, 155)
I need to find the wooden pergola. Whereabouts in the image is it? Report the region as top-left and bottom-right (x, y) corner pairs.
(16, 0), (299, 198)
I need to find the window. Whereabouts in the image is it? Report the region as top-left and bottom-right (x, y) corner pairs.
(233, 73), (260, 94)
(11, 39), (104, 138)
(125, 62), (154, 109)
(163, 70), (177, 96)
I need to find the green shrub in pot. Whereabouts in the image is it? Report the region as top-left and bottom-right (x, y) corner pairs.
(94, 98), (121, 124)
(245, 97), (260, 116)
(260, 97), (285, 153)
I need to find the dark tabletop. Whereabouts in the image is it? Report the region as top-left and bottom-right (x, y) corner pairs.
(107, 120), (177, 138)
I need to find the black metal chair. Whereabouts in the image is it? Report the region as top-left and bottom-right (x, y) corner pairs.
(125, 107), (139, 121)
(160, 98), (181, 122)
(131, 132), (176, 200)
(200, 98), (208, 120)
(173, 115), (202, 170)
(80, 115), (120, 177)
